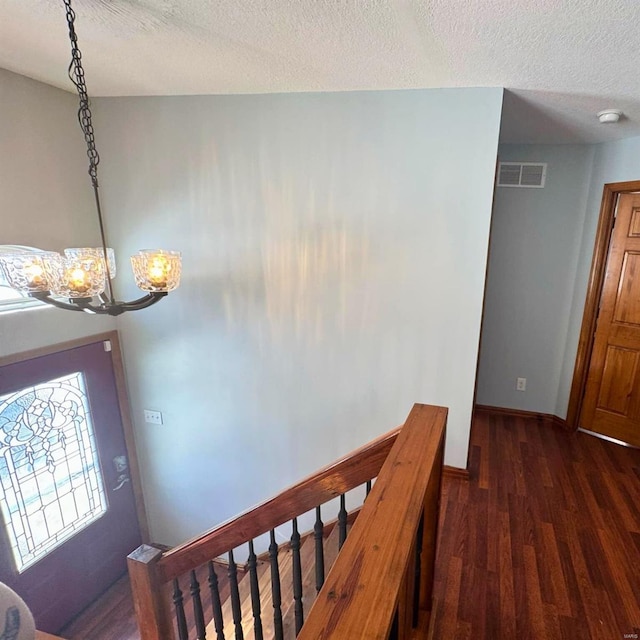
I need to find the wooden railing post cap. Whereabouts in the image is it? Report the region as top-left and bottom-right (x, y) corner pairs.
(128, 544), (164, 564)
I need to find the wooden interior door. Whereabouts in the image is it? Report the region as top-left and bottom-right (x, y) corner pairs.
(581, 193), (640, 446)
(0, 339), (142, 633)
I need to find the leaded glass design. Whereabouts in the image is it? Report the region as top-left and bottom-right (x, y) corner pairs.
(0, 372), (107, 572)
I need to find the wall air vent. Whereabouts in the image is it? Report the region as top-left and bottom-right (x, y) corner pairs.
(497, 162), (547, 188)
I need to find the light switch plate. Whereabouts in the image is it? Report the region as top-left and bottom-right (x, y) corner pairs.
(144, 409), (163, 425)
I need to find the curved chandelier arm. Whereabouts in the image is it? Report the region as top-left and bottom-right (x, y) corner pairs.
(29, 292), (92, 313)
(30, 291), (167, 316)
(111, 292), (168, 315)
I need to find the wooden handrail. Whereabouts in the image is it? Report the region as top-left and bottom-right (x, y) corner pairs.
(130, 425), (399, 588)
(157, 425), (399, 582)
(297, 403), (447, 640)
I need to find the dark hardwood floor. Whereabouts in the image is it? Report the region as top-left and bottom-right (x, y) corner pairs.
(59, 573), (139, 640)
(432, 409), (640, 639)
(59, 410), (640, 639)
(59, 563), (233, 640)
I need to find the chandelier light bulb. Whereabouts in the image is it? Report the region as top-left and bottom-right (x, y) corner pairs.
(25, 262), (46, 288)
(68, 268), (92, 294)
(51, 253), (106, 298)
(149, 258), (169, 286)
(70, 268), (87, 284)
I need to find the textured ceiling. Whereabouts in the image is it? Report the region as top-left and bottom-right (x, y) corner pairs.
(1, 0), (640, 143)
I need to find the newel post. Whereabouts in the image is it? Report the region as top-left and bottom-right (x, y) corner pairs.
(128, 544), (175, 640)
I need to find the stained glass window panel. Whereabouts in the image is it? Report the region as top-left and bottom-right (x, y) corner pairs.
(0, 372), (107, 572)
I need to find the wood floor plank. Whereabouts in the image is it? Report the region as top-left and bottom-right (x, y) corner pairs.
(483, 569), (500, 640)
(439, 556), (463, 636)
(555, 536), (586, 622)
(522, 544), (547, 639)
(497, 510), (516, 639)
(542, 603), (562, 639)
(539, 521), (572, 616)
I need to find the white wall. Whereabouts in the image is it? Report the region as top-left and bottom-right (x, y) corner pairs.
(476, 144), (594, 414)
(94, 87), (503, 545)
(558, 135), (640, 418)
(0, 69), (115, 357)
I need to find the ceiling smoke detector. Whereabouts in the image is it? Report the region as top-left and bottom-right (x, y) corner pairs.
(597, 109), (623, 124)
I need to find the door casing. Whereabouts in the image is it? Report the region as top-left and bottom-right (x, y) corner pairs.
(567, 180), (640, 431)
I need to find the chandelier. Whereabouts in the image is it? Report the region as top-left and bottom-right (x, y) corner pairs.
(0, 0), (181, 316)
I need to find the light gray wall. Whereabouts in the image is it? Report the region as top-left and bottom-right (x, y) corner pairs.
(0, 308), (114, 357)
(476, 144), (594, 414)
(0, 69), (115, 357)
(558, 135), (640, 418)
(0, 69), (100, 251)
(94, 88), (503, 545)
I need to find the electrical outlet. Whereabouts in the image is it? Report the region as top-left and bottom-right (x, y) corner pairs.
(144, 409), (163, 425)
(516, 377), (527, 392)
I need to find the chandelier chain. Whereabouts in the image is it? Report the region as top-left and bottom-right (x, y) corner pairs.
(62, 0), (115, 303)
(63, 0), (100, 188)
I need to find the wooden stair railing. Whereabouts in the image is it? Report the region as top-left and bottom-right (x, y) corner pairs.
(128, 403), (446, 640)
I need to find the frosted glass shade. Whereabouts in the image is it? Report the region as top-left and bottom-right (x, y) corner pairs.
(50, 251), (106, 298)
(131, 250), (182, 292)
(65, 247), (116, 279)
(0, 251), (59, 293)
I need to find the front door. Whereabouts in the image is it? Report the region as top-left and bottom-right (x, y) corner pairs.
(581, 193), (640, 446)
(0, 338), (142, 633)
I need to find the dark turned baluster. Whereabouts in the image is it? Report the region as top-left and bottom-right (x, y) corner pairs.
(228, 550), (244, 640)
(207, 561), (226, 640)
(413, 513), (425, 628)
(338, 494), (348, 550)
(388, 610), (399, 640)
(366, 479), (372, 496)
(314, 505), (325, 592)
(190, 569), (206, 640)
(269, 530), (284, 640)
(248, 540), (264, 640)
(291, 518), (304, 633)
(173, 579), (189, 640)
